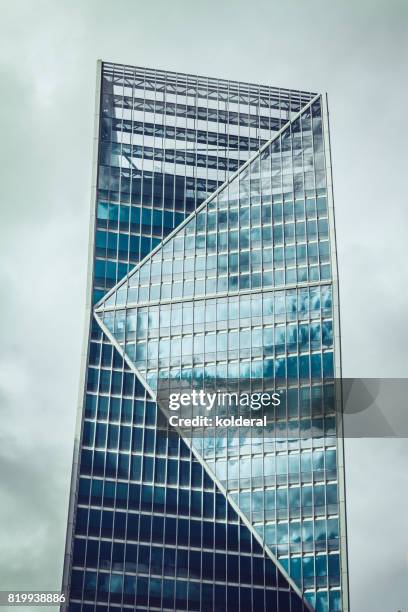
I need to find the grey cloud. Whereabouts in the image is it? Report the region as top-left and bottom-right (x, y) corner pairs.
(1, 1), (407, 610)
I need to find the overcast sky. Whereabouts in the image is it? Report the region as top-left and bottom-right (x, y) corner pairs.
(1, 1), (408, 610)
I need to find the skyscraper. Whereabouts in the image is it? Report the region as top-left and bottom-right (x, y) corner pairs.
(63, 61), (348, 611)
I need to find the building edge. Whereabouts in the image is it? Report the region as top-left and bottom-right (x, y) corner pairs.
(322, 93), (350, 612)
(60, 59), (103, 610)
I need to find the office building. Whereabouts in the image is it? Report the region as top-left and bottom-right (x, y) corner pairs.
(63, 61), (348, 611)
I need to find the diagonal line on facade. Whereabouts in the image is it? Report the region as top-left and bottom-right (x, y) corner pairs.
(95, 279), (331, 314)
(93, 93), (322, 314)
(94, 310), (314, 610)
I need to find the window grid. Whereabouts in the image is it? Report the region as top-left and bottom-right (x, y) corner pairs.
(65, 62), (344, 612)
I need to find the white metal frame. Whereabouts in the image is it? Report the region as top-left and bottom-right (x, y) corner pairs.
(61, 60), (103, 608)
(322, 93), (350, 612)
(95, 279), (332, 314)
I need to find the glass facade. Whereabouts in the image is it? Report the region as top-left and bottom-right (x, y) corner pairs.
(63, 61), (348, 612)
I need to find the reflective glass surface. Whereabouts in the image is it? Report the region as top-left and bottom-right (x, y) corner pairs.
(65, 61), (346, 612)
